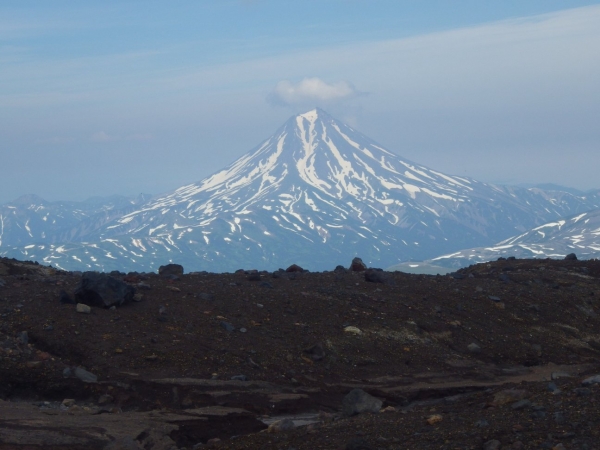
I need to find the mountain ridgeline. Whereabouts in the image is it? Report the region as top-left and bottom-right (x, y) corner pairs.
(1, 109), (599, 272)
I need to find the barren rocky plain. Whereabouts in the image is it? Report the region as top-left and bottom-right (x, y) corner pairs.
(1, 255), (600, 450)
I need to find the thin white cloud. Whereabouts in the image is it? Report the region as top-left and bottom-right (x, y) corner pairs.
(91, 131), (117, 142)
(34, 136), (75, 145)
(127, 133), (154, 141)
(268, 77), (360, 106)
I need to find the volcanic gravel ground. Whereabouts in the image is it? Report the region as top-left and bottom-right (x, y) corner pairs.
(0, 257), (599, 449)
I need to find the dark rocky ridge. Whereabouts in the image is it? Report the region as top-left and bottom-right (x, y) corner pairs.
(0, 256), (599, 449)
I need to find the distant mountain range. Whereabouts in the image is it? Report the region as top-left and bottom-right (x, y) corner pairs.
(1, 109), (599, 272)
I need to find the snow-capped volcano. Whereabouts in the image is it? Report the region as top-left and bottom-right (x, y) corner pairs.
(4, 109), (600, 272)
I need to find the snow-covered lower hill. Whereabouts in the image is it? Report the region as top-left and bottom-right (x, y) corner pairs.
(420, 208), (600, 270)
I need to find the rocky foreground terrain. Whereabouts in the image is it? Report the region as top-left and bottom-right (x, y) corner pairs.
(1, 256), (599, 449)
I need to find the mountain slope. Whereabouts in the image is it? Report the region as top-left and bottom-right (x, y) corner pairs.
(3, 109), (599, 272)
(0, 194), (151, 248)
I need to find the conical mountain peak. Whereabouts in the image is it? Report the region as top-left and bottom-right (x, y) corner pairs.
(23, 109), (598, 273)
(295, 107), (331, 123)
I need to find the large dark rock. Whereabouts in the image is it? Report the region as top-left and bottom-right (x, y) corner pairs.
(158, 263), (184, 276)
(564, 253), (578, 261)
(74, 272), (135, 308)
(342, 389), (382, 416)
(286, 264), (304, 272)
(364, 268), (387, 283)
(350, 257), (367, 272)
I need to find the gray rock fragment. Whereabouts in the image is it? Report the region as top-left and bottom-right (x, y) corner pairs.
(342, 389), (382, 416)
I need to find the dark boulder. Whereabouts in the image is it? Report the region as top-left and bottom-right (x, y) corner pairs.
(74, 272), (135, 308)
(286, 264), (304, 272)
(350, 257), (367, 272)
(564, 253), (578, 261)
(158, 264), (184, 276)
(364, 269), (387, 283)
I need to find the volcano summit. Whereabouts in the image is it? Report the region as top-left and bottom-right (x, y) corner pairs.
(3, 109), (599, 272)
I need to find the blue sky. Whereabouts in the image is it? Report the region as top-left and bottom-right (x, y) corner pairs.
(1, 0), (600, 203)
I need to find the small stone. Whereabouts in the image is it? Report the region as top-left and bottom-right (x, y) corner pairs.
(483, 440), (501, 450)
(426, 414), (442, 425)
(18, 331), (28, 345)
(488, 296), (501, 302)
(493, 389), (529, 405)
(63, 367), (72, 378)
(467, 342), (481, 353)
(133, 293), (144, 302)
(239, 327), (247, 333)
(267, 418), (295, 433)
(62, 398), (75, 407)
(220, 321), (235, 332)
(530, 410), (546, 419)
(304, 343), (325, 361)
(581, 374), (600, 386)
(145, 354), (158, 361)
(166, 286), (181, 292)
(98, 394), (113, 405)
(26, 361), (43, 369)
(231, 375), (248, 381)
(551, 371), (571, 380)
(344, 326), (362, 335)
(573, 387), (591, 396)
(137, 282), (152, 290)
(74, 367), (98, 383)
(115, 348), (123, 354)
(109, 306), (116, 311)
(342, 389), (382, 416)
(380, 406), (397, 413)
(474, 419), (489, 428)
(511, 399), (532, 410)
(76, 303), (91, 314)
